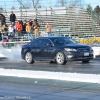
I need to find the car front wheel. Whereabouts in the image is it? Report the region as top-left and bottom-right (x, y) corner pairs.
(56, 52), (66, 65)
(25, 52), (34, 64)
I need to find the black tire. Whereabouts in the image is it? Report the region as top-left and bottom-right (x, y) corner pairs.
(82, 60), (90, 63)
(25, 52), (34, 64)
(56, 52), (66, 65)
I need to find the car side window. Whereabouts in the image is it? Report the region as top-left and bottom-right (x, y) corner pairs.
(43, 39), (52, 45)
(32, 39), (43, 45)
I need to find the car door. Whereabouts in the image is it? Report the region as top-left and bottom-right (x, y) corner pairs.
(42, 39), (55, 59)
(31, 39), (43, 59)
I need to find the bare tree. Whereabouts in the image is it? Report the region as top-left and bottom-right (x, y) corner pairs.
(31, 0), (40, 8)
(55, 0), (82, 7)
(16, 0), (40, 8)
(56, 0), (67, 7)
(17, 0), (26, 8)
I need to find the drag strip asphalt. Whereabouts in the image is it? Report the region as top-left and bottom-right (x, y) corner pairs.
(0, 59), (100, 82)
(0, 58), (100, 74)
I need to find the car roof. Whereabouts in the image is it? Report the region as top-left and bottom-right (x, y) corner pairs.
(37, 36), (67, 39)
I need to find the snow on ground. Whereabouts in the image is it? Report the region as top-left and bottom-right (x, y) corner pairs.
(0, 68), (100, 84)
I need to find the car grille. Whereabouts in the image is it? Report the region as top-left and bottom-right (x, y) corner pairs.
(77, 48), (90, 53)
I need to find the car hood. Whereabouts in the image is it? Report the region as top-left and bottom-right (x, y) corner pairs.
(62, 43), (90, 49)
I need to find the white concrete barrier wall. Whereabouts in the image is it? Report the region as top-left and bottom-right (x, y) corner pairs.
(92, 47), (100, 58)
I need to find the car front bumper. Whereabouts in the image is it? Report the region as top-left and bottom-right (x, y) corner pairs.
(65, 51), (93, 61)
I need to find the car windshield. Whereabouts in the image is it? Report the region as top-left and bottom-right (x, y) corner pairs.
(50, 37), (76, 45)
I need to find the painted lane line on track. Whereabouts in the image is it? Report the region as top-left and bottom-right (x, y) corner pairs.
(0, 68), (100, 84)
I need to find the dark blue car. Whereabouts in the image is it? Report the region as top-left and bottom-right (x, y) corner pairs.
(21, 36), (94, 65)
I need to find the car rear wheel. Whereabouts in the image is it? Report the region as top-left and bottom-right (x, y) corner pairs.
(56, 52), (66, 65)
(25, 52), (34, 64)
(82, 60), (90, 63)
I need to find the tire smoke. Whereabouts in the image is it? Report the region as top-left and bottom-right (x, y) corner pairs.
(0, 44), (23, 62)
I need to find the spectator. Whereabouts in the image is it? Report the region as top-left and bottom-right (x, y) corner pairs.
(45, 23), (52, 36)
(29, 19), (33, 26)
(20, 20), (23, 25)
(2, 37), (8, 48)
(11, 22), (16, 33)
(1, 23), (8, 32)
(8, 24), (15, 37)
(20, 20), (25, 34)
(0, 13), (6, 25)
(26, 22), (33, 40)
(34, 24), (39, 38)
(15, 20), (23, 36)
(1, 23), (8, 42)
(33, 17), (38, 26)
(22, 21), (27, 33)
(10, 11), (16, 25)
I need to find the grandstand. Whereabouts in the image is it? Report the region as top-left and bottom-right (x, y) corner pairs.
(1, 0), (100, 40)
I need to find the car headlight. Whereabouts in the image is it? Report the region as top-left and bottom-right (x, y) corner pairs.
(64, 48), (77, 52)
(90, 47), (93, 52)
